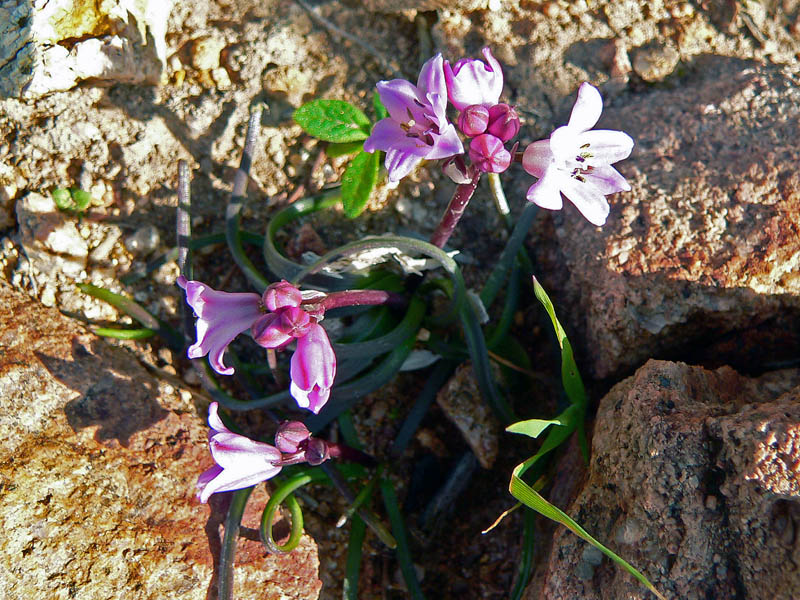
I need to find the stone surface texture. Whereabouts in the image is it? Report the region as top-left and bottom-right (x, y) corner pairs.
(0, 283), (321, 599)
(543, 56), (800, 378)
(527, 360), (800, 600)
(0, 0), (172, 98)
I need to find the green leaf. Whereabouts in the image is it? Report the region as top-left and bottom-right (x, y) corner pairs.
(327, 141), (364, 158)
(341, 150), (380, 218)
(294, 99), (371, 143)
(509, 463), (666, 600)
(373, 91), (388, 121)
(532, 275), (589, 462)
(506, 417), (566, 439)
(70, 188), (92, 211)
(52, 188), (72, 211)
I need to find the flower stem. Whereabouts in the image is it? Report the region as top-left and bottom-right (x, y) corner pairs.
(309, 289), (405, 312)
(429, 172), (481, 249)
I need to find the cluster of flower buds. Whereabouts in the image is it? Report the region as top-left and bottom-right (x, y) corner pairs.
(196, 403), (336, 502)
(178, 278), (336, 414)
(364, 48), (634, 226)
(445, 48), (520, 174)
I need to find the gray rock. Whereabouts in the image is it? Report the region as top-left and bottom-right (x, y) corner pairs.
(526, 360), (800, 600)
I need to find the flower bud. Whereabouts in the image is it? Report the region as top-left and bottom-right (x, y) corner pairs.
(275, 421), (311, 453)
(486, 104), (520, 142)
(457, 104), (489, 137)
(252, 306), (311, 349)
(263, 280), (302, 312)
(468, 134), (512, 173)
(304, 437), (331, 466)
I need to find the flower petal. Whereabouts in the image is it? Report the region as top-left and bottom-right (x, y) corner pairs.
(559, 175), (610, 226)
(376, 79), (423, 123)
(526, 167), (565, 210)
(364, 119), (428, 155)
(207, 402), (230, 434)
(417, 54), (447, 114)
(584, 164), (631, 195)
(567, 82), (603, 132)
(522, 140), (555, 179)
(209, 432), (282, 469)
(426, 123), (464, 160)
(578, 130), (634, 165)
(196, 464), (281, 503)
(384, 149), (425, 183)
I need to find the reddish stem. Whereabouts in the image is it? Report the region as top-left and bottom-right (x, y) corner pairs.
(429, 172), (482, 248)
(303, 289), (405, 312)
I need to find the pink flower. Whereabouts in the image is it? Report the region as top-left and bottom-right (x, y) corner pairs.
(364, 54), (463, 185)
(522, 83), (634, 226)
(289, 323), (336, 414)
(444, 47), (504, 111)
(196, 402), (282, 503)
(178, 276), (262, 376)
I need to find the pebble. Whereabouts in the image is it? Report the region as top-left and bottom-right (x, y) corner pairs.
(124, 225), (160, 257)
(632, 43), (680, 82)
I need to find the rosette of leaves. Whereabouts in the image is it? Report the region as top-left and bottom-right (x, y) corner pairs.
(293, 95), (387, 218)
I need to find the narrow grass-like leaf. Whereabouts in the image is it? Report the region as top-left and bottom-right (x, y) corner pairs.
(294, 100), (371, 142)
(509, 465), (666, 600)
(381, 479), (426, 600)
(341, 150), (380, 218)
(93, 327), (156, 340)
(506, 417), (566, 439)
(260, 473), (320, 553)
(510, 508), (536, 600)
(343, 515), (367, 600)
(532, 276), (588, 461)
(219, 487), (253, 600)
(326, 141), (363, 158)
(78, 283), (184, 351)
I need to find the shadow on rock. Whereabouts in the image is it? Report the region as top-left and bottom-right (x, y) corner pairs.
(37, 337), (168, 446)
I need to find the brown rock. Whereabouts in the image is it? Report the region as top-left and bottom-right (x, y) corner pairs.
(436, 362), (500, 469)
(550, 56), (800, 378)
(0, 283), (321, 599)
(526, 360), (800, 600)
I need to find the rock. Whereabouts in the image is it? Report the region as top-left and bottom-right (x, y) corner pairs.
(16, 192), (88, 278)
(526, 360), (800, 600)
(549, 56), (800, 378)
(124, 224), (161, 257)
(435, 362), (500, 469)
(0, 0), (173, 98)
(631, 42), (680, 81)
(0, 283), (322, 599)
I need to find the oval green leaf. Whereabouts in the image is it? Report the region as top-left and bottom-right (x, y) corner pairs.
(294, 99), (371, 143)
(341, 150), (380, 218)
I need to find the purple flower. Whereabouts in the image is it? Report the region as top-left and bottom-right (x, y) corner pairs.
(274, 420), (311, 453)
(522, 82), (634, 226)
(444, 47), (504, 111)
(364, 54), (463, 185)
(196, 402), (282, 503)
(289, 323), (336, 414)
(178, 276), (262, 376)
(469, 134), (511, 173)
